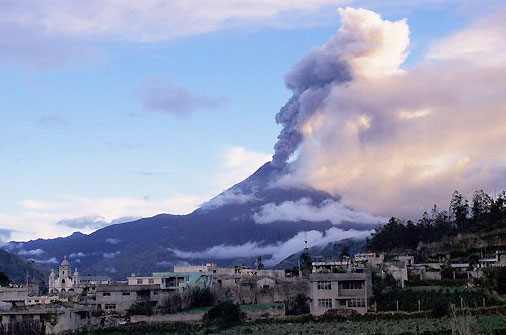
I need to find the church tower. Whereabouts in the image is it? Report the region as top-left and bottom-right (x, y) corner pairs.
(59, 255), (70, 278)
(49, 268), (56, 293)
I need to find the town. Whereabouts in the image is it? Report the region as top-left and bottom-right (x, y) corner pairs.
(1, 246), (505, 334)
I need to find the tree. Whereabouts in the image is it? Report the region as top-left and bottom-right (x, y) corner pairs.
(450, 190), (469, 229)
(472, 190), (493, 223)
(285, 293), (310, 315)
(0, 273), (10, 287)
(203, 301), (244, 325)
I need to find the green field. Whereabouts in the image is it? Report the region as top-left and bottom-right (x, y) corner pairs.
(65, 311), (506, 335)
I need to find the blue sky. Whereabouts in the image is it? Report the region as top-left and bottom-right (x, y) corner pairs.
(0, 0), (503, 242)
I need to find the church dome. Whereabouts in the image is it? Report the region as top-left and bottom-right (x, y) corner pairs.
(61, 255), (70, 266)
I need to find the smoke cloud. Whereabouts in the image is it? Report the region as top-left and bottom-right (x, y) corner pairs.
(275, 7), (506, 218)
(272, 7), (409, 166)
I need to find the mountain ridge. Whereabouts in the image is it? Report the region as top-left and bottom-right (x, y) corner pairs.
(4, 162), (380, 279)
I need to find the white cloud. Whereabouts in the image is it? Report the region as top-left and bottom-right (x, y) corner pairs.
(2, 194), (205, 241)
(30, 257), (58, 264)
(69, 252), (86, 258)
(170, 227), (372, 266)
(201, 189), (259, 210)
(215, 146), (271, 191)
(105, 238), (121, 245)
(18, 248), (45, 256)
(2, 1), (345, 42)
(427, 8), (506, 66)
(103, 251), (121, 259)
(253, 198), (385, 225)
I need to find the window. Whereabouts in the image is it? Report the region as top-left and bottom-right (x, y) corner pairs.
(102, 292), (111, 296)
(137, 279), (143, 285)
(148, 278), (155, 284)
(122, 292), (130, 296)
(153, 291), (159, 295)
(104, 303), (116, 310)
(348, 298), (366, 308)
(317, 281), (332, 290)
(317, 299), (332, 308)
(336, 299), (347, 306)
(340, 281), (363, 290)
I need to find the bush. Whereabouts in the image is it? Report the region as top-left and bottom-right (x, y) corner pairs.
(161, 294), (183, 314)
(187, 287), (214, 307)
(285, 293), (310, 316)
(203, 301), (244, 325)
(126, 301), (156, 316)
(431, 300), (450, 318)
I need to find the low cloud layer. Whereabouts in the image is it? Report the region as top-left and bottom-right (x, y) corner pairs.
(253, 198), (385, 226)
(170, 227), (372, 266)
(276, 7), (506, 218)
(30, 257), (58, 264)
(201, 189), (258, 210)
(136, 78), (227, 116)
(57, 215), (137, 230)
(105, 238), (121, 245)
(18, 248), (45, 256)
(103, 251), (120, 259)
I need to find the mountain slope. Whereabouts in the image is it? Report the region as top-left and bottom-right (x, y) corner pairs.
(5, 162), (381, 279)
(0, 250), (49, 285)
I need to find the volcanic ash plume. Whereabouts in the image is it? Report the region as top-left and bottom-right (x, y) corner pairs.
(272, 7), (409, 167)
(274, 6), (506, 218)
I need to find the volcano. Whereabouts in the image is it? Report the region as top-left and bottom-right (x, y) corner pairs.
(5, 162), (383, 279)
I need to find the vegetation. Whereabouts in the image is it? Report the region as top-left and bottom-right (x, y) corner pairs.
(60, 309), (506, 335)
(0, 250), (48, 287)
(285, 293), (310, 316)
(203, 301), (245, 325)
(0, 320), (46, 335)
(374, 287), (503, 312)
(126, 301), (156, 316)
(188, 287), (215, 308)
(367, 189), (506, 252)
(481, 267), (506, 294)
(0, 272), (11, 287)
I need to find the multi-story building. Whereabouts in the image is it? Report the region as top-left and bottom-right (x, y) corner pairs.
(309, 272), (372, 315)
(127, 272), (212, 293)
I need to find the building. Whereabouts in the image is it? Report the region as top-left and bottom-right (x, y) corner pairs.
(49, 256), (112, 293)
(383, 261), (408, 288)
(127, 272), (212, 293)
(479, 250), (506, 268)
(354, 253), (384, 269)
(312, 260), (351, 274)
(309, 272), (372, 315)
(95, 284), (169, 313)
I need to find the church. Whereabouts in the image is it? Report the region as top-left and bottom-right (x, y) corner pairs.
(49, 256), (112, 293)
(48, 256), (80, 293)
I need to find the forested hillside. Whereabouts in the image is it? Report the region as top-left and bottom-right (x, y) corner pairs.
(367, 190), (506, 253)
(0, 250), (49, 286)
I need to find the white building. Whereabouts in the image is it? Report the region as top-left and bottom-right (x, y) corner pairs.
(49, 256), (112, 293)
(309, 272), (373, 315)
(49, 256), (79, 293)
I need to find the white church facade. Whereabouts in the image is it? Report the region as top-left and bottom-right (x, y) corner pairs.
(49, 256), (112, 293)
